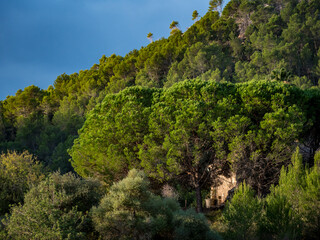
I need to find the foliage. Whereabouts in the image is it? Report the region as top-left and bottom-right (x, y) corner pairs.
(69, 87), (159, 185)
(71, 79), (316, 213)
(2, 0), (320, 175)
(3, 172), (103, 240)
(147, 32), (153, 43)
(140, 80), (235, 212)
(192, 10), (199, 21)
(221, 182), (262, 239)
(172, 208), (222, 240)
(91, 169), (153, 239)
(220, 148), (320, 239)
(259, 148), (320, 239)
(0, 151), (44, 215)
(91, 169), (221, 240)
(1, 1), (320, 237)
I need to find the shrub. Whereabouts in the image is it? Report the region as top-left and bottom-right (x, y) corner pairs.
(173, 209), (222, 240)
(0, 151), (44, 215)
(92, 169), (221, 240)
(3, 172), (103, 240)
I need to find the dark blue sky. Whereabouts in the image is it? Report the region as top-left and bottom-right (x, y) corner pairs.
(0, 0), (229, 100)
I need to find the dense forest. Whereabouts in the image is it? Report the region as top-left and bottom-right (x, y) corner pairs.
(1, 0), (320, 239)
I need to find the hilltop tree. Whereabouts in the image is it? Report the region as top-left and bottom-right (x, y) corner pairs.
(147, 32), (153, 43)
(192, 10), (199, 21)
(170, 21), (179, 30)
(209, 0), (223, 13)
(170, 21), (180, 35)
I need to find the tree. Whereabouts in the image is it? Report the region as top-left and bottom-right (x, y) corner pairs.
(0, 151), (44, 215)
(165, 42), (227, 85)
(0, 102), (6, 142)
(219, 149), (320, 239)
(192, 10), (199, 21)
(170, 21), (180, 35)
(92, 169), (154, 239)
(228, 81), (308, 195)
(4, 172), (103, 240)
(139, 80), (237, 212)
(260, 148), (320, 239)
(147, 32), (153, 43)
(221, 182), (262, 239)
(170, 21), (179, 30)
(69, 87), (159, 185)
(71, 80), (314, 213)
(209, 0), (223, 13)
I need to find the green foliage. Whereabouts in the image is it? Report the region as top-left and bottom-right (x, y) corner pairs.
(260, 148), (320, 239)
(140, 80), (234, 212)
(1, 0), (320, 177)
(147, 32), (153, 43)
(69, 87), (159, 184)
(165, 42), (228, 87)
(71, 79), (316, 213)
(170, 21), (179, 30)
(220, 149), (320, 239)
(3, 172), (103, 240)
(221, 182), (262, 240)
(0, 151), (44, 215)
(92, 169), (221, 240)
(192, 10), (199, 21)
(1, 1), (320, 237)
(2, 85), (45, 120)
(172, 209), (222, 240)
(91, 169), (153, 239)
(261, 191), (300, 239)
(209, 0), (223, 13)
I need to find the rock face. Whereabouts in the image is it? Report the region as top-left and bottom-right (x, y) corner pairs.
(207, 173), (237, 208)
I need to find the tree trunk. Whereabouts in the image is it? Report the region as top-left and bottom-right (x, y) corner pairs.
(195, 184), (203, 213)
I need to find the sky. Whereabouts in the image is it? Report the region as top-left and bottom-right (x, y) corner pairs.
(0, 0), (229, 100)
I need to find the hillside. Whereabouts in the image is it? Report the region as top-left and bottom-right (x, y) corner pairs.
(1, 0), (320, 172)
(0, 0), (320, 239)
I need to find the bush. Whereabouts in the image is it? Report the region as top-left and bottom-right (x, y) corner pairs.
(0, 151), (44, 215)
(173, 209), (222, 240)
(92, 169), (153, 239)
(92, 169), (221, 240)
(3, 172), (103, 240)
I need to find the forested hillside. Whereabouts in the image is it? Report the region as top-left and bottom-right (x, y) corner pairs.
(1, 0), (320, 239)
(1, 0), (320, 172)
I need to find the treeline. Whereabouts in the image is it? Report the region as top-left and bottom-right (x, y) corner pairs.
(69, 80), (320, 213)
(1, 80), (319, 239)
(1, 0), (320, 174)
